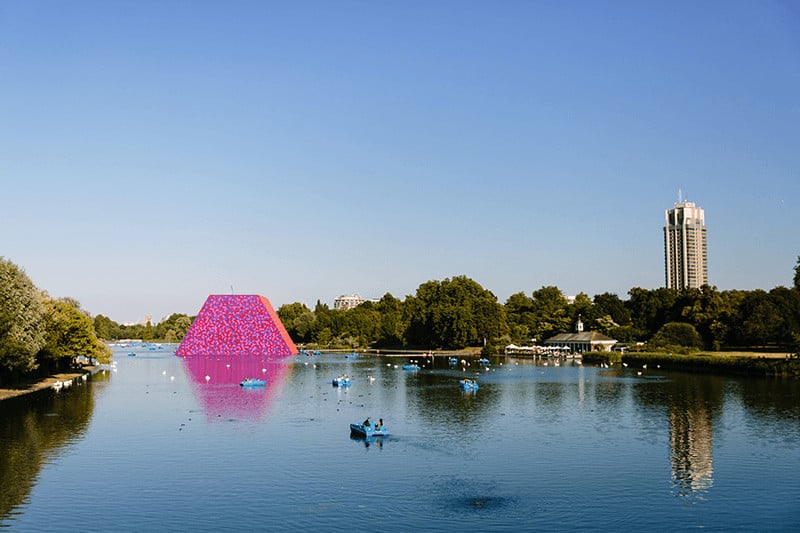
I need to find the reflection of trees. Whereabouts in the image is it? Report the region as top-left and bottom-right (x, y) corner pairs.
(0, 383), (94, 521)
(405, 357), (496, 429)
(634, 374), (725, 499)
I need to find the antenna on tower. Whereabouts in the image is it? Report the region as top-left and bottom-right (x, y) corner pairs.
(678, 188), (683, 203)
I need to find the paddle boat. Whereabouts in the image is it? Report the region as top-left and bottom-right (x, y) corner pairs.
(478, 358), (490, 365)
(239, 378), (266, 387)
(402, 363), (420, 371)
(448, 357), (459, 365)
(332, 374), (352, 387)
(127, 353), (136, 357)
(459, 378), (479, 391)
(344, 352), (359, 359)
(350, 418), (389, 437)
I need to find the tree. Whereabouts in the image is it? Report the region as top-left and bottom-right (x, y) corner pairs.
(528, 286), (570, 341)
(651, 322), (703, 350)
(627, 287), (679, 338)
(794, 255), (800, 290)
(277, 302), (311, 339)
(738, 290), (782, 348)
(374, 293), (405, 347)
(292, 312), (316, 343)
(93, 314), (119, 340)
(593, 293), (631, 327)
(174, 316), (193, 340)
(39, 296), (112, 370)
(406, 276), (506, 349)
(504, 292), (535, 343)
(0, 258), (46, 380)
(568, 292), (596, 325)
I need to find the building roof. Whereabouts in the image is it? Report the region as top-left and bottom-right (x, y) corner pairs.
(545, 331), (616, 343)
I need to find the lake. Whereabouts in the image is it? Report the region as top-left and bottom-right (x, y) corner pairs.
(2, 345), (799, 531)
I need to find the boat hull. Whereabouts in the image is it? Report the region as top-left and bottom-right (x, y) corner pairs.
(350, 423), (389, 437)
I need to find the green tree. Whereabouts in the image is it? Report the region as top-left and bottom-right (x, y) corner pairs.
(277, 302), (311, 340)
(627, 287), (679, 338)
(737, 290), (782, 348)
(39, 296), (112, 370)
(0, 258), (46, 380)
(93, 314), (120, 340)
(568, 292), (596, 326)
(504, 292), (535, 343)
(651, 322), (703, 350)
(678, 285), (725, 349)
(528, 286), (570, 341)
(142, 320), (155, 342)
(374, 293), (405, 347)
(794, 255), (800, 290)
(174, 316), (193, 340)
(406, 276), (506, 349)
(593, 292), (631, 327)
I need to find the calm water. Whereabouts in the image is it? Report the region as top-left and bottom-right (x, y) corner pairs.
(2, 346), (799, 531)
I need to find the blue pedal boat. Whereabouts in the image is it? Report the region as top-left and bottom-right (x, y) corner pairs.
(459, 379), (479, 391)
(350, 420), (389, 437)
(332, 374), (352, 387)
(240, 378), (266, 387)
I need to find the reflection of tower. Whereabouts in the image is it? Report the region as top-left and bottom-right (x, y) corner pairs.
(669, 403), (714, 496)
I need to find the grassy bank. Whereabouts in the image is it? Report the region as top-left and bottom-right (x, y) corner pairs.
(582, 351), (800, 379)
(0, 368), (94, 401)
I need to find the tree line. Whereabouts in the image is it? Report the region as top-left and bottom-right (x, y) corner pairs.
(92, 313), (194, 344)
(3, 256), (798, 386)
(0, 258), (111, 385)
(277, 259), (800, 354)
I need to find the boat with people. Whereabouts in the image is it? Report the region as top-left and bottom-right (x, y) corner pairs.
(239, 378), (266, 387)
(332, 374), (352, 387)
(349, 418), (389, 437)
(448, 357), (459, 365)
(344, 352), (359, 359)
(459, 379), (479, 391)
(402, 363), (420, 371)
(478, 358), (490, 365)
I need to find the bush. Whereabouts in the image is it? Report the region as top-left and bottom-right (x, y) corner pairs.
(651, 322), (703, 349)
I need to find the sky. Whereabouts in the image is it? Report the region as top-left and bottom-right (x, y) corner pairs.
(1, 1), (799, 324)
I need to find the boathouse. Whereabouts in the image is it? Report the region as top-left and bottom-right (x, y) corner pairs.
(543, 318), (617, 353)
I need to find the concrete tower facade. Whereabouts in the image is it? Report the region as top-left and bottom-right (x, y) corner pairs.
(664, 201), (708, 289)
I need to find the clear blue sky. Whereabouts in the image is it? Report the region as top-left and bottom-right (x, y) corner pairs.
(2, 1), (799, 324)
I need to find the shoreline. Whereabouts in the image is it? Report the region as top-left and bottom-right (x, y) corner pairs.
(0, 367), (95, 402)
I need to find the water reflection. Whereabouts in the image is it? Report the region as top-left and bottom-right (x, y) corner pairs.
(180, 356), (289, 421)
(349, 434), (385, 449)
(0, 381), (95, 521)
(634, 374), (724, 500)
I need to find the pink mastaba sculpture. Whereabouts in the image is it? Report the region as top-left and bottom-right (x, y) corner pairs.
(176, 295), (298, 357)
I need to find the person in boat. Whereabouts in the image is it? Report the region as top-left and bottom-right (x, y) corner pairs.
(363, 417), (371, 427)
(378, 418), (384, 429)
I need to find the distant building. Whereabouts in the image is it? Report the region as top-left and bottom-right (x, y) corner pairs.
(664, 200), (708, 289)
(334, 294), (364, 311)
(544, 318), (617, 353)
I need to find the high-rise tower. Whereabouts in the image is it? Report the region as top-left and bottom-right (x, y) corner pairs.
(664, 201), (708, 289)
